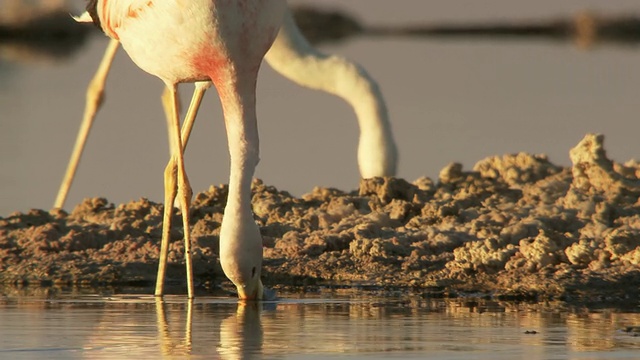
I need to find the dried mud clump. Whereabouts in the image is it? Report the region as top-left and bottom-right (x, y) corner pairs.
(1, 134), (639, 305)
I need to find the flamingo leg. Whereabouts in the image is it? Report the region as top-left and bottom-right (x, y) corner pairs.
(155, 132), (179, 297)
(54, 38), (120, 209)
(161, 86), (176, 151)
(155, 83), (209, 298)
(181, 82), (211, 148)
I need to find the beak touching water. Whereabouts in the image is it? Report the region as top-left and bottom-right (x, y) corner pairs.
(236, 280), (277, 301)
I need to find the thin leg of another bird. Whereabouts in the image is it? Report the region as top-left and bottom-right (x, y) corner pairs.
(54, 38), (120, 209)
(155, 83), (209, 298)
(156, 84), (195, 299)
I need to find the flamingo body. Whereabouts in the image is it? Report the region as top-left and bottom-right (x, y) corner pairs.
(70, 1), (396, 300)
(90, 0), (287, 299)
(95, 1), (282, 85)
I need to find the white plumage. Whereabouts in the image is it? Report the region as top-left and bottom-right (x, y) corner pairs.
(65, 1), (397, 300)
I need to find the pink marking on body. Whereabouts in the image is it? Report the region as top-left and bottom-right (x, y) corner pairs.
(191, 43), (232, 95)
(100, 0), (119, 39)
(127, 1), (154, 19)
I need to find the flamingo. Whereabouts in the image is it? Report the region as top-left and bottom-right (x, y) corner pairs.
(69, 1), (397, 299)
(60, 5), (397, 210)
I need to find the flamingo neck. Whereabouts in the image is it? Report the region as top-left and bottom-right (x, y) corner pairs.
(218, 76), (260, 213)
(264, 10), (397, 177)
(216, 71), (264, 292)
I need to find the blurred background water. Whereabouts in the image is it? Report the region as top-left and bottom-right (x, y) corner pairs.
(2, 0), (640, 215)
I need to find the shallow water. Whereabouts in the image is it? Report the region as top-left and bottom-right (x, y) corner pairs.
(0, 290), (638, 359)
(2, 2), (640, 216)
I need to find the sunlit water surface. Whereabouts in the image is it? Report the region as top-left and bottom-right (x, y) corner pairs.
(0, 290), (638, 359)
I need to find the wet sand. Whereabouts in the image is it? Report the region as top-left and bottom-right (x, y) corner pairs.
(1, 134), (639, 306)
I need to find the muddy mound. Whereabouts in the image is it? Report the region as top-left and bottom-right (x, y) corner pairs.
(1, 134), (639, 304)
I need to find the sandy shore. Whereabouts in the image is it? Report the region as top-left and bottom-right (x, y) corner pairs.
(1, 134), (639, 306)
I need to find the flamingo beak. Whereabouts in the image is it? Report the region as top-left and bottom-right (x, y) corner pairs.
(237, 281), (262, 301)
(72, 11), (93, 23)
(237, 280), (277, 301)
(238, 288), (257, 301)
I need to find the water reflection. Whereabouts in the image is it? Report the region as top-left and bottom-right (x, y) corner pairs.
(218, 301), (265, 359)
(0, 292), (638, 359)
(155, 298), (193, 357)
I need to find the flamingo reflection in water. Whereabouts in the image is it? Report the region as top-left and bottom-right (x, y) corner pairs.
(82, 298), (264, 358)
